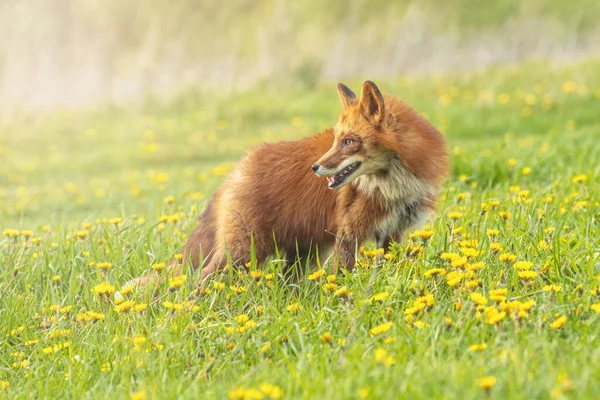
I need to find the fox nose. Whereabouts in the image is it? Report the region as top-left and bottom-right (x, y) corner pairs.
(311, 163), (320, 173)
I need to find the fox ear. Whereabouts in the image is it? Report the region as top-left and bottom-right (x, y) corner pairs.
(359, 81), (385, 126)
(336, 83), (357, 109)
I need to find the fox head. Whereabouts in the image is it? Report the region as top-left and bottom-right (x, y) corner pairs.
(312, 81), (393, 189)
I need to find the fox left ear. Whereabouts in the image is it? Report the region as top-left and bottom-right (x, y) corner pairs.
(336, 83), (357, 109)
(359, 81), (385, 126)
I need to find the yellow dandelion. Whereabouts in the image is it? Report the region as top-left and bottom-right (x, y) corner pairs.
(260, 384), (283, 399)
(152, 263), (166, 271)
(518, 270), (537, 280)
(98, 262), (112, 270)
(572, 174), (587, 184)
(307, 269), (326, 281)
(114, 301), (135, 313)
(478, 376), (497, 390)
(469, 343), (487, 352)
(369, 321), (393, 336)
(320, 332), (333, 343)
(499, 253), (516, 263)
(470, 292), (488, 306)
(424, 268), (446, 278)
(93, 281), (116, 295)
(550, 315), (567, 330)
(514, 261), (533, 271)
(485, 308), (506, 324)
(448, 211), (462, 220)
(335, 286), (349, 297)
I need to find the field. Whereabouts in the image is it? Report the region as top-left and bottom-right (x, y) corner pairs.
(1, 60), (599, 399)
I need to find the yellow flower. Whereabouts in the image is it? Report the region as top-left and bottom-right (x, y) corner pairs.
(114, 301), (136, 313)
(374, 348), (394, 365)
(414, 230), (434, 240)
(572, 174), (587, 184)
(152, 263), (166, 271)
(93, 281), (116, 295)
(591, 304), (600, 314)
(320, 332), (333, 343)
(424, 268), (446, 278)
(521, 167), (531, 175)
(250, 270), (263, 280)
(307, 269), (326, 281)
(518, 270), (537, 280)
(470, 292), (488, 306)
(52, 275), (61, 282)
(335, 286), (349, 297)
(440, 252), (460, 261)
(486, 229), (500, 237)
(508, 159), (518, 166)
(261, 343), (271, 354)
(485, 308), (506, 324)
(467, 262), (484, 271)
(451, 256), (468, 269)
(1, 381), (9, 390)
(499, 253), (516, 263)
(260, 384), (283, 399)
(359, 387), (371, 399)
(514, 261), (534, 270)
(98, 262), (112, 270)
(446, 271), (464, 287)
(478, 376), (497, 390)
(460, 247), (479, 258)
(287, 303), (301, 313)
(490, 243), (503, 252)
(134, 304), (147, 312)
(469, 343), (487, 352)
(550, 315), (567, 330)
(169, 275), (187, 289)
(322, 283), (338, 292)
(228, 388), (264, 400)
(369, 321), (393, 336)
(164, 195), (175, 204)
(76, 230), (89, 240)
(543, 284), (562, 293)
(498, 211), (512, 220)
(372, 291), (390, 302)
(489, 288), (508, 302)
(448, 211), (462, 220)
(130, 391), (146, 400)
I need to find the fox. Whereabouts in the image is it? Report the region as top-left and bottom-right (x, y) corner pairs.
(130, 81), (447, 288)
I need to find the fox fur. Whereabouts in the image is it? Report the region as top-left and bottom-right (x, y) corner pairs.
(131, 81), (447, 287)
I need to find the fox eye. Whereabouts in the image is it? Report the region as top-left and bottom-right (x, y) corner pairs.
(343, 138), (353, 146)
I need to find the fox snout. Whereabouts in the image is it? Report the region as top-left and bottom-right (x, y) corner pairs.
(311, 161), (337, 177)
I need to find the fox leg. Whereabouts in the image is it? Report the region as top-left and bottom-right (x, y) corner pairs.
(375, 230), (406, 262)
(333, 234), (358, 273)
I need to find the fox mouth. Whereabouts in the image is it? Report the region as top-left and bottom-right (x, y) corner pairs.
(327, 161), (362, 189)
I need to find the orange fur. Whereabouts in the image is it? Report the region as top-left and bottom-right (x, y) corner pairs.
(131, 81), (448, 287)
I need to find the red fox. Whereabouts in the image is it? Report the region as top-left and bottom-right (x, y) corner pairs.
(131, 81), (447, 288)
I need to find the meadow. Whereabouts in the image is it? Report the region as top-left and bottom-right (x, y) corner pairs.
(1, 60), (599, 399)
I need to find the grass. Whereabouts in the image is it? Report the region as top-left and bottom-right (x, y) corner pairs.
(1, 59), (599, 399)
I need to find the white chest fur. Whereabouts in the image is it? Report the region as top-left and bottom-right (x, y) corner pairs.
(355, 160), (436, 239)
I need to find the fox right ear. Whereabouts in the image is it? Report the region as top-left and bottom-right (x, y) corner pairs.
(336, 83), (357, 109)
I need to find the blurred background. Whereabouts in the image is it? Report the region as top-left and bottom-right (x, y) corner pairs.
(1, 0), (599, 110)
(1, 0), (599, 226)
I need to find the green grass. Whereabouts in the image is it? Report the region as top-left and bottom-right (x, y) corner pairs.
(1, 60), (599, 399)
